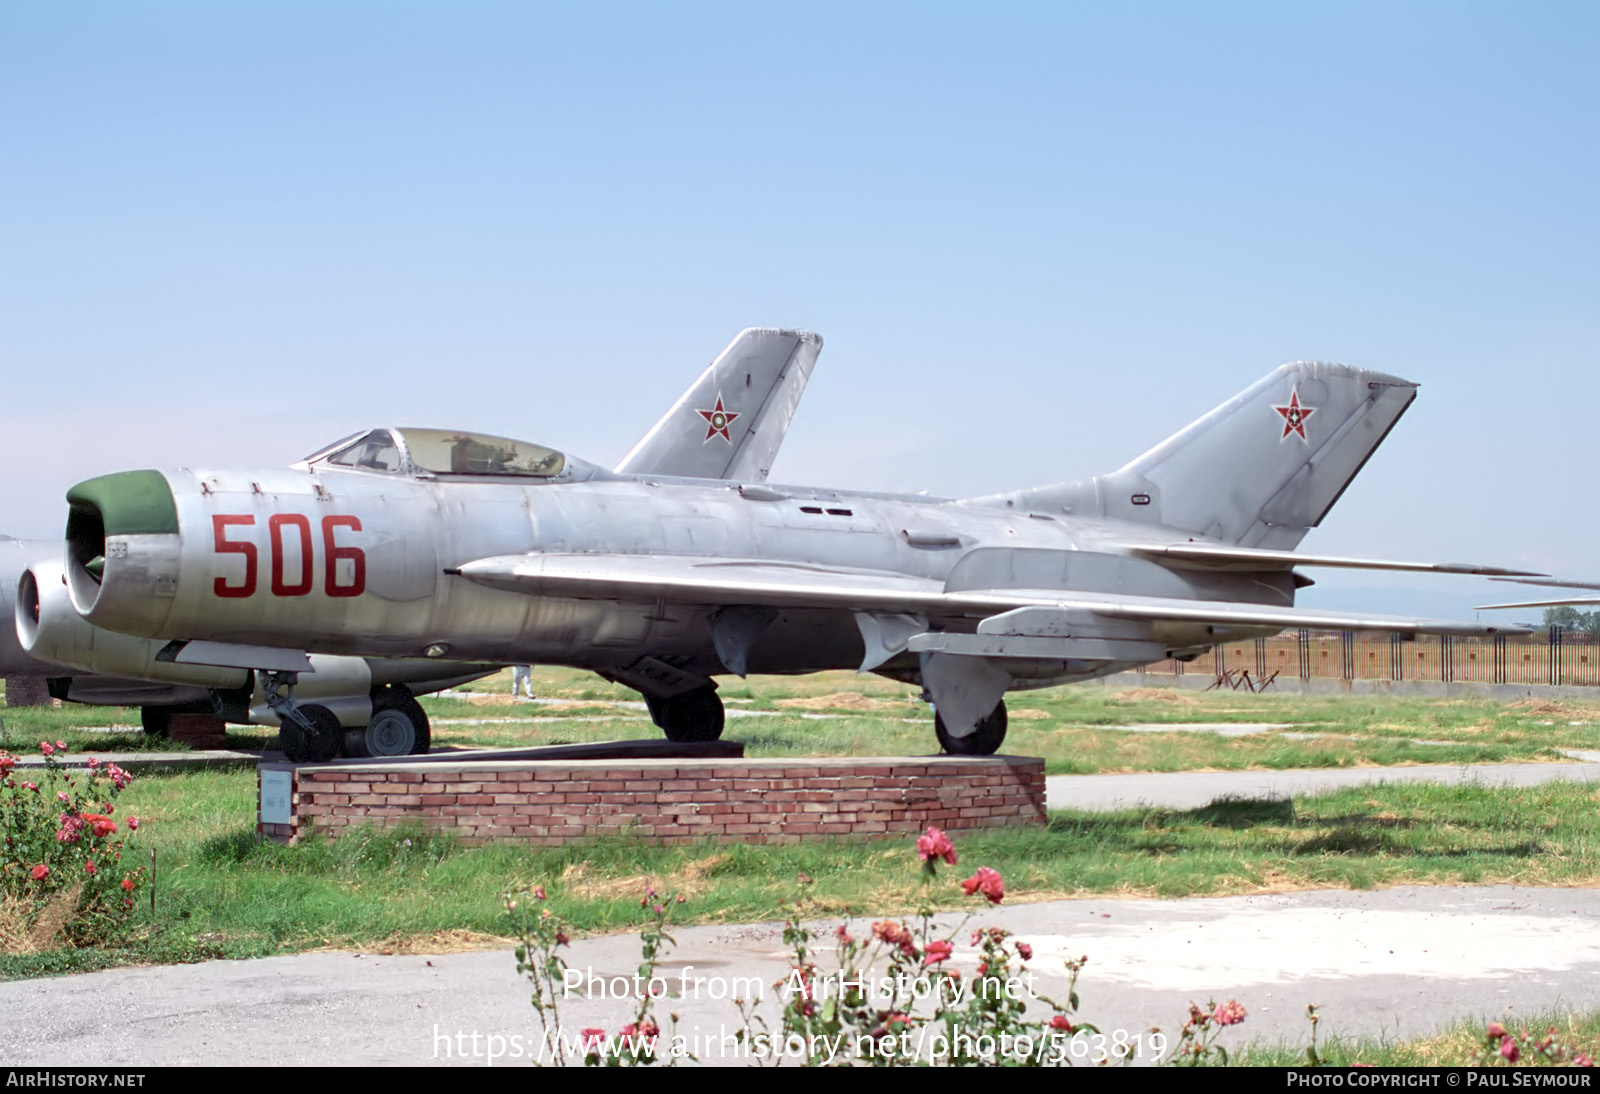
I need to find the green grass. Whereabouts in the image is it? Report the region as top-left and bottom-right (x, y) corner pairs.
(1237, 1009), (1600, 1067)
(8, 771), (1600, 980)
(9, 666), (1600, 774)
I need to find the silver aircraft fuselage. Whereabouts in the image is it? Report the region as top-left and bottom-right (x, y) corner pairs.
(58, 454), (1283, 684)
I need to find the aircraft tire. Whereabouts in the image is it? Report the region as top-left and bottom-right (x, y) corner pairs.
(648, 686), (725, 742)
(279, 703), (343, 764)
(934, 701), (1007, 756)
(344, 690), (432, 758)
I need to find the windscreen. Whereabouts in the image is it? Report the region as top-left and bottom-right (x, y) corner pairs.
(398, 429), (566, 478)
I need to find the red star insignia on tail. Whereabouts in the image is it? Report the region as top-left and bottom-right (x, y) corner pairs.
(696, 394), (740, 443)
(1273, 388), (1315, 441)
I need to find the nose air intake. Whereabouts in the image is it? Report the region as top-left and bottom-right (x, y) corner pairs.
(62, 470), (181, 632)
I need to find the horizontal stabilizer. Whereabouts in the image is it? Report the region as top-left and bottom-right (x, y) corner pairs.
(452, 552), (1528, 637)
(1477, 576), (1600, 611)
(1491, 577), (1600, 591)
(1129, 543), (1544, 577)
(1477, 596), (1600, 611)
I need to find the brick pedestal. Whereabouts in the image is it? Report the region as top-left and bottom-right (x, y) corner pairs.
(169, 713), (228, 749)
(5, 675), (51, 708)
(257, 754), (1047, 846)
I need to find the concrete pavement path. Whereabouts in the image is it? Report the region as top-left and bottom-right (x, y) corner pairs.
(3, 885), (1598, 1067)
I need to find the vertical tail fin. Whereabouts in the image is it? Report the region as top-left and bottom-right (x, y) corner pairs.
(971, 361), (1418, 550)
(614, 328), (822, 482)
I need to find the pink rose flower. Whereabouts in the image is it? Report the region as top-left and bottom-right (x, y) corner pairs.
(917, 826), (957, 867)
(30, 864), (48, 881)
(924, 939), (953, 965)
(1213, 1000), (1247, 1026)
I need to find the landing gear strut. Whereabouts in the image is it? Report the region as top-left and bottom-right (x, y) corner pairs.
(262, 671), (343, 763)
(935, 700), (1008, 756)
(645, 685), (725, 742)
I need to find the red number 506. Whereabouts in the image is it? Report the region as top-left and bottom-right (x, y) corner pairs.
(213, 514), (365, 599)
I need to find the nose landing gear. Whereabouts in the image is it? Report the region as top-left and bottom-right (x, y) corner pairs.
(262, 671), (343, 763)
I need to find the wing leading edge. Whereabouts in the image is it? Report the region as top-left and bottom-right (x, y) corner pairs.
(450, 552), (1526, 637)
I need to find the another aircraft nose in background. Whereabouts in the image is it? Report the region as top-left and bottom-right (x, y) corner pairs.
(63, 470), (182, 638)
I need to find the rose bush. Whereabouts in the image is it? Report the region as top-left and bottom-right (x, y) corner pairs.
(0, 744), (147, 945)
(508, 826), (1225, 1066)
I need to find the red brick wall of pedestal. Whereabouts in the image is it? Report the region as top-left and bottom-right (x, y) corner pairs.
(256, 756), (1046, 846)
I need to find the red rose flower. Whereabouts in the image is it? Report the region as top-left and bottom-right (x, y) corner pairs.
(924, 940), (953, 966)
(961, 866), (1005, 904)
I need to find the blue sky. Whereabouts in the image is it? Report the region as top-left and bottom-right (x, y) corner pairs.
(3, 2), (1596, 620)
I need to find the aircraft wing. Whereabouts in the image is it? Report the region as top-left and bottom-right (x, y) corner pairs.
(451, 552), (1525, 637)
(1126, 542), (1544, 577)
(613, 329), (822, 482)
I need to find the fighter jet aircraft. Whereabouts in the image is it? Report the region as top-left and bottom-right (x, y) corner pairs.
(40, 342), (1535, 761)
(10, 328), (821, 760)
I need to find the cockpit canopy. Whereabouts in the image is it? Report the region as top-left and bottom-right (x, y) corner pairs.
(305, 428), (569, 479)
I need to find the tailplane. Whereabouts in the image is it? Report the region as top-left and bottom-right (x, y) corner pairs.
(970, 361), (1417, 550)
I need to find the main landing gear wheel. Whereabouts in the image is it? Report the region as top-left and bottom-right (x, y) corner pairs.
(344, 689), (432, 758)
(935, 700), (1008, 756)
(646, 685), (725, 742)
(279, 703), (343, 764)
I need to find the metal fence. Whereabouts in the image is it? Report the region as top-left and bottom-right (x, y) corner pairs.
(1139, 629), (1600, 688)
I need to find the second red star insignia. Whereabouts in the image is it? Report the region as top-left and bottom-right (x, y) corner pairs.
(1273, 387), (1315, 442)
(697, 394), (740, 443)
